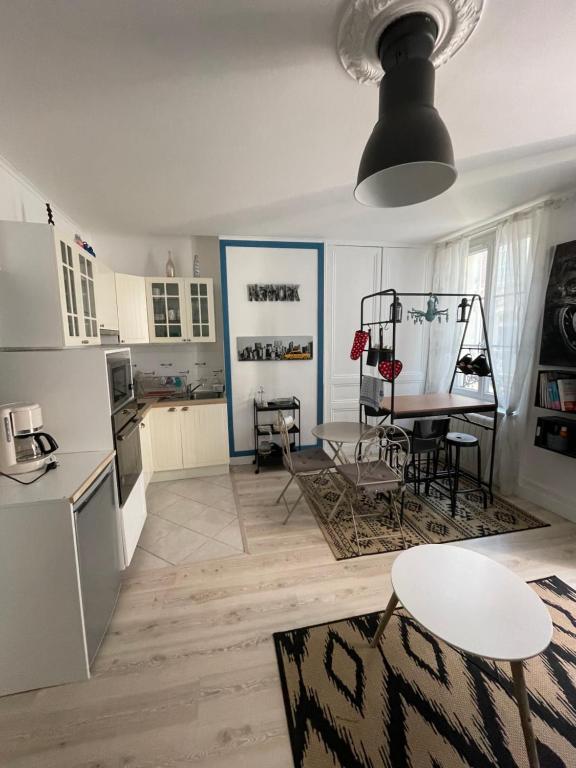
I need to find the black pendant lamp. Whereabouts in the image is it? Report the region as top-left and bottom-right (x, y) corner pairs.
(355, 13), (457, 208)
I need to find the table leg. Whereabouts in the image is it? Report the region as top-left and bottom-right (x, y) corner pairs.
(327, 440), (347, 464)
(371, 591), (399, 648)
(510, 660), (540, 768)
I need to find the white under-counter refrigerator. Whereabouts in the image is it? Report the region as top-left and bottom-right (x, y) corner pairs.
(0, 451), (121, 696)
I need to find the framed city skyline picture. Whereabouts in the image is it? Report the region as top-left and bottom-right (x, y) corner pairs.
(237, 336), (313, 361)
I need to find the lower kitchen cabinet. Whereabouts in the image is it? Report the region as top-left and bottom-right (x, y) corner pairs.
(181, 403), (229, 467)
(139, 413), (154, 487)
(149, 407), (183, 471)
(147, 403), (229, 475)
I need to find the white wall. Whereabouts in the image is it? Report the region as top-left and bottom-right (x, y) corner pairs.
(223, 243), (321, 454)
(518, 199), (576, 521)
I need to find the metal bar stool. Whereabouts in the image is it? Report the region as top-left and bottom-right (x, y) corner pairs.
(407, 418), (450, 496)
(445, 431), (488, 516)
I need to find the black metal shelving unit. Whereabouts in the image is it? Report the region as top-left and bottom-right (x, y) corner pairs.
(358, 289), (499, 498)
(253, 396), (301, 473)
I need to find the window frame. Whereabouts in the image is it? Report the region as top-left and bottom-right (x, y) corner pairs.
(451, 229), (497, 401)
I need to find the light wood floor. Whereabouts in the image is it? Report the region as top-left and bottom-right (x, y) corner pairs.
(2, 467), (576, 767)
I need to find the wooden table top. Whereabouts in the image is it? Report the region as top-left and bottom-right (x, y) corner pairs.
(377, 392), (497, 418)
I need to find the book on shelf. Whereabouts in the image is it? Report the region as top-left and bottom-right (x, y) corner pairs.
(558, 379), (576, 412)
(538, 371), (576, 411)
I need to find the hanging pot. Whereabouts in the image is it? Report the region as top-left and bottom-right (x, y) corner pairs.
(366, 326), (384, 367)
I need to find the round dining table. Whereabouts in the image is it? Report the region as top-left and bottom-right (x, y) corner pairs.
(312, 421), (372, 463)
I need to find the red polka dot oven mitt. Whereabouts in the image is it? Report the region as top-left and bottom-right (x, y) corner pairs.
(350, 330), (370, 361)
(378, 359), (403, 381)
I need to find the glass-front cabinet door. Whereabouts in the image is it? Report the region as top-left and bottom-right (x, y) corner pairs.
(78, 252), (99, 343)
(56, 237), (81, 345)
(185, 278), (215, 343)
(145, 278), (186, 342)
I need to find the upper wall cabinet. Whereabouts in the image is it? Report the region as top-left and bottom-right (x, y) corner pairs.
(145, 277), (215, 343)
(0, 222), (100, 348)
(95, 261), (119, 332)
(116, 273), (149, 344)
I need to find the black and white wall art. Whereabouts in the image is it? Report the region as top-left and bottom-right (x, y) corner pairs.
(540, 240), (576, 366)
(247, 284), (300, 302)
(237, 336), (313, 361)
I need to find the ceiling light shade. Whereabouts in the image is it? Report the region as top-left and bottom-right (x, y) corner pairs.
(354, 13), (457, 208)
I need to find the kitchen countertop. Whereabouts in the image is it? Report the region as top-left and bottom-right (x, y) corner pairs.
(0, 450), (115, 506)
(138, 397), (227, 418)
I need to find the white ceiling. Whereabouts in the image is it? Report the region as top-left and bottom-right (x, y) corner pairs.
(0, 0), (575, 242)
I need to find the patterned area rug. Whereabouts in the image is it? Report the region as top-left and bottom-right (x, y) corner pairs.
(274, 575), (576, 768)
(299, 474), (548, 559)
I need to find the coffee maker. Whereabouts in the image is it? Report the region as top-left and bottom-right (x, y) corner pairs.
(0, 403), (58, 475)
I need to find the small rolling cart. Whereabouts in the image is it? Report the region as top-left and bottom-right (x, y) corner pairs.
(253, 396), (301, 473)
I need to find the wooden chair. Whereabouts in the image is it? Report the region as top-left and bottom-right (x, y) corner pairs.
(333, 424), (410, 553)
(275, 414), (336, 524)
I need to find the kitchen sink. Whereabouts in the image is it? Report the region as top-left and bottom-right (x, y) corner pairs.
(190, 390), (223, 400)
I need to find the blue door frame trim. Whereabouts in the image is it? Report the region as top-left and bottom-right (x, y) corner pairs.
(219, 239), (324, 458)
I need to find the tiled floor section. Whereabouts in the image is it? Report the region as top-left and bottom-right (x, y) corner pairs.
(129, 472), (245, 573)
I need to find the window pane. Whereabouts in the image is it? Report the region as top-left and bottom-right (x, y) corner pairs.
(151, 283), (164, 296)
(199, 283), (207, 296)
(166, 283), (179, 296)
(191, 298), (200, 323)
(190, 283), (198, 296)
(192, 324), (200, 337)
(201, 325), (209, 337)
(153, 297), (166, 322)
(155, 325), (167, 337)
(168, 324), (182, 337)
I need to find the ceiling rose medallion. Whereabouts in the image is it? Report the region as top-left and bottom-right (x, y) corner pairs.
(337, 0), (484, 85)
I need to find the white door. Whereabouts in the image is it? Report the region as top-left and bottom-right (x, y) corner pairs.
(146, 278), (187, 343)
(324, 244), (382, 423)
(55, 235), (82, 346)
(148, 407), (183, 471)
(181, 404), (229, 468)
(76, 250), (100, 345)
(95, 261), (119, 331)
(183, 278), (215, 343)
(116, 273), (149, 344)
(139, 415), (154, 486)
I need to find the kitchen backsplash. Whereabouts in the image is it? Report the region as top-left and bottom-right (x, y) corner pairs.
(130, 345), (224, 388)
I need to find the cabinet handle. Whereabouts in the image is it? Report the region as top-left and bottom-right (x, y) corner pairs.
(168, 407), (176, 412)
(140, 422), (145, 428)
(181, 406), (189, 411)
(81, 340), (89, 344)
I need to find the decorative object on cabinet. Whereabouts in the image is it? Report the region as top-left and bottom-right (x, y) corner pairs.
(165, 250), (176, 278)
(247, 284), (300, 302)
(350, 329), (370, 360)
(539, 240), (576, 366)
(193, 253), (200, 277)
(74, 234), (96, 257)
(0, 222), (100, 348)
(408, 294), (449, 324)
(45, 202), (54, 225)
(253, 396), (300, 473)
(358, 288), (498, 500)
(237, 336), (313, 361)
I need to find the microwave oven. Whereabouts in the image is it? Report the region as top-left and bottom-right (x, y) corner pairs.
(106, 349), (134, 414)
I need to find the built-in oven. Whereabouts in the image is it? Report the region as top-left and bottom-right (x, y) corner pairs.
(106, 349), (133, 414)
(112, 400), (142, 506)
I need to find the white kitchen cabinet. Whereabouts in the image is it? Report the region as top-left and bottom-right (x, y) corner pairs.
(0, 222), (100, 348)
(181, 403), (228, 467)
(139, 413), (154, 487)
(95, 261), (119, 331)
(145, 277), (215, 343)
(149, 406), (183, 470)
(184, 278), (216, 342)
(148, 403), (229, 475)
(116, 273), (149, 344)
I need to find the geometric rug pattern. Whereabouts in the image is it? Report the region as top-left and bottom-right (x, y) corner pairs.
(299, 474), (548, 560)
(274, 575), (576, 767)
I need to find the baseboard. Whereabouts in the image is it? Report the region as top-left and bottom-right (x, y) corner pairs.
(149, 464), (229, 483)
(517, 476), (575, 522)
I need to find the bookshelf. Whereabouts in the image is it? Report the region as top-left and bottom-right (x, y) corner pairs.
(534, 415), (576, 459)
(535, 369), (576, 413)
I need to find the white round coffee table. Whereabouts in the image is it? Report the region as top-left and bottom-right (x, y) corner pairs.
(372, 544), (553, 768)
(312, 421), (372, 463)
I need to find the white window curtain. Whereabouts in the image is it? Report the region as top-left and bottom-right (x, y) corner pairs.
(492, 206), (551, 493)
(425, 236), (469, 393)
